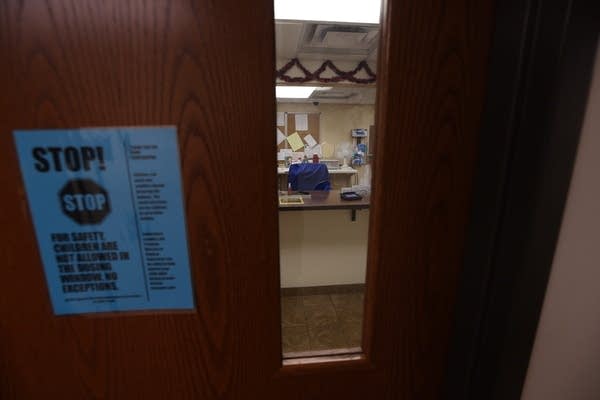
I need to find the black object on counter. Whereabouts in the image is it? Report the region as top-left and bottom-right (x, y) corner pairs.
(340, 191), (362, 201)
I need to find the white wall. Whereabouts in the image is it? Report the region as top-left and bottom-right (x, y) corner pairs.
(279, 209), (368, 288)
(521, 41), (600, 400)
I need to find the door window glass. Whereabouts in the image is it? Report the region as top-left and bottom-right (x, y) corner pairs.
(274, 0), (380, 358)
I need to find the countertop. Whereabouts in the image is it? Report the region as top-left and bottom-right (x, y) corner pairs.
(278, 190), (370, 211)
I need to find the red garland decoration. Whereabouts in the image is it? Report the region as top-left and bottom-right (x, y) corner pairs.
(276, 58), (376, 84)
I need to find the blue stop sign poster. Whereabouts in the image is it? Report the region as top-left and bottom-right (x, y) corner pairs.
(14, 127), (195, 315)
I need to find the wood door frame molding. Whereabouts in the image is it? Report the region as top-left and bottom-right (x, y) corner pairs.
(445, 0), (599, 399)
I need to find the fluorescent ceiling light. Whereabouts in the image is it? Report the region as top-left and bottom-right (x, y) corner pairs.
(274, 0), (380, 24)
(276, 86), (331, 99)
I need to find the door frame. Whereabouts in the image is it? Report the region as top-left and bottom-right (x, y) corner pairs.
(445, 0), (599, 398)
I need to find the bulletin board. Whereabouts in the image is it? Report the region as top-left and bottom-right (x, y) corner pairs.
(277, 112), (320, 151)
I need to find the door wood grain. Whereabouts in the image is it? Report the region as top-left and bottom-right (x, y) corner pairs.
(0, 0), (493, 398)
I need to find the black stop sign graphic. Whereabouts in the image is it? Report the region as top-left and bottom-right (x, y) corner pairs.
(59, 179), (111, 225)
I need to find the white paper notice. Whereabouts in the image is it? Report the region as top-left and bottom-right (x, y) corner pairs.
(295, 113), (308, 131)
(281, 149), (292, 158)
(321, 142), (334, 158)
(304, 134), (317, 148)
(306, 144), (322, 157)
(277, 112), (285, 126)
(276, 128), (286, 145)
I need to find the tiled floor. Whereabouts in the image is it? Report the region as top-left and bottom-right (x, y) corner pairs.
(281, 290), (364, 354)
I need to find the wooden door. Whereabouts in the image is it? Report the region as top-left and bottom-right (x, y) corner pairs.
(0, 0), (493, 398)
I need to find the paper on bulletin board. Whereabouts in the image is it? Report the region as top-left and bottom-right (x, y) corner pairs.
(276, 128), (286, 145)
(277, 112), (285, 126)
(13, 127), (195, 315)
(286, 132), (304, 151)
(295, 113), (308, 131)
(306, 144), (322, 157)
(303, 134), (318, 148)
(281, 149), (292, 158)
(321, 142), (334, 158)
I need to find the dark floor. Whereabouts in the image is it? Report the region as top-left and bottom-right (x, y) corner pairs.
(281, 290), (364, 354)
